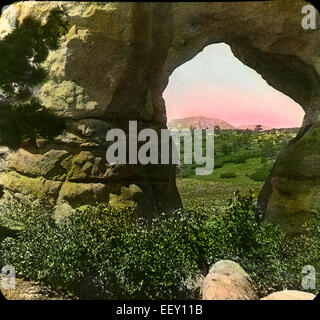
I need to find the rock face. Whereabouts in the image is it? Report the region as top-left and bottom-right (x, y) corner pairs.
(0, 1), (182, 218)
(202, 260), (258, 300)
(0, 1), (320, 228)
(261, 290), (316, 300)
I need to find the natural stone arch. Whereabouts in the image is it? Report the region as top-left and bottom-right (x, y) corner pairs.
(161, 0), (320, 233)
(0, 1), (319, 233)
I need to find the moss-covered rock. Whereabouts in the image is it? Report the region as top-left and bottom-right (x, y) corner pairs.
(1, 171), (62, 200)
(259, 123), (320, 233)
(109, 184), (143, 210)
(66, 151), (93, 179)
(38, 80), (98, 119)
(5, 149), (71, 181)
(58, 181), (109, 207)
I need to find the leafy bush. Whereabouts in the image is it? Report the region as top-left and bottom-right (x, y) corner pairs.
(221, 142), (233, 155)
(0, 201), (202, 299)
(177, 163), (198, 178)
(1, 193), (319, 299)
(249, 162), (273, 182)
(231, 150), (254, 164)
(215, 150), (254, 168)
(177, 129), (296, 175)
(220, 172), (236, 179)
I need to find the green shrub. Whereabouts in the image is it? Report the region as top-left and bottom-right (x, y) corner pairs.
(215, 150), (254, 168)
(231, 150), (253, 164)
(0, 201), (203, 299)
(221, 142), (233, 155)
(249, 162), (273, 182)
(220, 172), (236, 179)
(177, 164), (197, 178)
(1, 194), (319, 299)
(213, 161), (223, 169)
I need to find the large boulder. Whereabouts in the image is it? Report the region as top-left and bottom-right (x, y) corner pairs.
(202, 260), (258, 300)
(261, 290), (316, 300)
(0, 1), (320, 229)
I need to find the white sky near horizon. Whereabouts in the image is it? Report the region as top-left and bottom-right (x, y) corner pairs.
(163, 43), (305, 128)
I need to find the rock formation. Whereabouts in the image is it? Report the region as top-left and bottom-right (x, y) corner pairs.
(0, 1), (320, 230)
(202, 260), (257, 300)
(261, 290), (316, 300)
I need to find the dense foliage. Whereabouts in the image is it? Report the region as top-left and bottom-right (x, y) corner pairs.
(1, 193), (319, 299)
(0, 9), (68, 149)
(178, 129), (297, 179)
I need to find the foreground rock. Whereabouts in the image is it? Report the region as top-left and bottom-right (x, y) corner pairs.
(202, 260), (258, 300)
(0, 278), (70, 300)
(261, 290), (316, 300)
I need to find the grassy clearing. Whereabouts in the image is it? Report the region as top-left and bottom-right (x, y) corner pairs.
(177, 157), (267, 210)
(176, 128), (296, 210)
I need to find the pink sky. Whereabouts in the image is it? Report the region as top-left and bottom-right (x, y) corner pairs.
(163, 44), (305, 128)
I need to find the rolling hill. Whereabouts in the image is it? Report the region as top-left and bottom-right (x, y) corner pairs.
(167, 116), (276, 131)
(167, 116), (235, 130)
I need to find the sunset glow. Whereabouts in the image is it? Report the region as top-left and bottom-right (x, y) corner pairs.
(163, 43), (305, 129)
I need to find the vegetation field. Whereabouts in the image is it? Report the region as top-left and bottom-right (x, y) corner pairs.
(177, 128), (296, 210)
(178, 158), (264, 210)
(2, 128), (320, 300)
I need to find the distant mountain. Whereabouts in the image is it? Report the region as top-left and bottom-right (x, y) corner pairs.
(237, 124), (273, 131)
(167, 116), (235, 130)
(167, 116), (276, 131)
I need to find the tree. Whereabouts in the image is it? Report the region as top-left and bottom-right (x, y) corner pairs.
(0, 8), (69, 149)
(221, 142), (233, 156)
(254, 124), (263, 132)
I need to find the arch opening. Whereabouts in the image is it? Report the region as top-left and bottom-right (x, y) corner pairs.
(163, 43), (305, 218)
